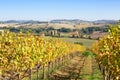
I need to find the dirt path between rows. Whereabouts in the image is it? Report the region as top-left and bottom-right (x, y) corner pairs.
(49, 55), (103, 80)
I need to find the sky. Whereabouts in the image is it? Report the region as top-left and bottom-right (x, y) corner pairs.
(0, 0), (120, 21)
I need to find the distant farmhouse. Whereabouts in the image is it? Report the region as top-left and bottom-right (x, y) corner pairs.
(69, 31), (79, 37)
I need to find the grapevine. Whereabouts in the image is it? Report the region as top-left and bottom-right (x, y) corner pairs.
(0, 31), (85, 79)
(92, 23), (120, 80)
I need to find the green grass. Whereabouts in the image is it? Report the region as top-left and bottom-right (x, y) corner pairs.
(81, 55), (103, 80)
(61, 38), (96, 48)
(46, 36), (97, 48)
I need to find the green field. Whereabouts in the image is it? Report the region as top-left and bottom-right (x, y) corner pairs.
(46, 36), (97, 48)
(60, 38), (96, 48)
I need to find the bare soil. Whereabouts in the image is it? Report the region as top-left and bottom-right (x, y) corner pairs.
(49, 54), (103, 80)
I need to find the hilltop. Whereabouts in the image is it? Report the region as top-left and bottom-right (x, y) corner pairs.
(0, 19), (118, 29)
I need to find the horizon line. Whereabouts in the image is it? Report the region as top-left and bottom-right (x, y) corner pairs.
(0, 19), (119, 22)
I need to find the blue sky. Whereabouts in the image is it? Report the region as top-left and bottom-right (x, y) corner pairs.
(0, 0), (120, 21)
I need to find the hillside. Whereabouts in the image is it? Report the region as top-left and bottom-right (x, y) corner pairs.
(0, 19), (118, 29)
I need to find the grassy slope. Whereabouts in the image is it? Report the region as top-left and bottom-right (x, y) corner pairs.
(46, 37), (97, 48)
(47, 37), (97, 48)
